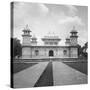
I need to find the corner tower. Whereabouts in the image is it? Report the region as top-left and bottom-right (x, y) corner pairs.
(22, 25), (32, 46)
(70, 26), (78, 46)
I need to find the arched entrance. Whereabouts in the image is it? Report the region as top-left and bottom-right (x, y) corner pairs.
(49, 50), (54, 56)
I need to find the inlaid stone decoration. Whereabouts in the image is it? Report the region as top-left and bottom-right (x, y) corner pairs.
(11, 2), (88, 88)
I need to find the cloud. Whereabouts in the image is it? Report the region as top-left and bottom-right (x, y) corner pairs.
(47, 5), (83, 27)
(13, 2), (49, 28)
(38, 4), (49, 15)
(65, 5), (78, 16)
(14, 2), (49, 17)
(58, 16), (84, 26)
(13, 3), (87, 46)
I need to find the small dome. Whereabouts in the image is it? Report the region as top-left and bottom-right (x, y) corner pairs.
(23, 24), (31, 32)
(32, 35), (37, 40)
(66, 35), (70, 40)
(70, 26), (78, 33)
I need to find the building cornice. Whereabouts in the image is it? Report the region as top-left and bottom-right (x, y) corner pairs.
(22, 45), (78, 48)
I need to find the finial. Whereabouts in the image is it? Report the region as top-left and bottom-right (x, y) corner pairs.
(26, 24), (29, 29)
(73, 25), (75, 30)
(24, 24), (32, 32)
(48, 32), (51, 36)
(53, 32), (54, 35)
(48, 32), (50, 34)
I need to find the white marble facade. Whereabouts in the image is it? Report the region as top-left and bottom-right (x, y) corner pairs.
(22, 25), (78, 59)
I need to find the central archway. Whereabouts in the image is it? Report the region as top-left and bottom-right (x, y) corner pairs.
(49, 50), (54, 56)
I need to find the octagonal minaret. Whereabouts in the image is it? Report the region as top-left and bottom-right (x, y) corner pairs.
(22, 24), (32, 46)
(70, 26), (78, 46)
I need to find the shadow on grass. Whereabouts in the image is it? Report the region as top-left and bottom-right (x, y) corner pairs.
(13, 63), (38, 74)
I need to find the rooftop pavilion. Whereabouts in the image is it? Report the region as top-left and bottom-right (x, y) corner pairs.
(42, 32), (61, 46)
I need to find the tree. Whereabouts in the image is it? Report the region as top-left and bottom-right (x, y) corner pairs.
(11, 38), (22, 59)
(77, 42), (88, 59)
(82, 42), (88, 58)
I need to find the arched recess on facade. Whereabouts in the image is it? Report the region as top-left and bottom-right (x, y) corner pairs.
(49, 50), (54, 56)
(35, 50), (39, 56)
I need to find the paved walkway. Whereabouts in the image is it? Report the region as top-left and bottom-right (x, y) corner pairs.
(53, 62), (87, 86)
(13, 61), (87, 88)
(14, 62), (48, 88)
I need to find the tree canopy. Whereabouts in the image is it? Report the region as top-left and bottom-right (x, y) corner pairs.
(77, 42), (88, 59)
(11, 38), (22, 59)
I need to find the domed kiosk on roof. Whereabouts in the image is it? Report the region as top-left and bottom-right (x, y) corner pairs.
(70, 26), (78, 33)
(65, 36), (70, 46)
(31, 35), (37, 46)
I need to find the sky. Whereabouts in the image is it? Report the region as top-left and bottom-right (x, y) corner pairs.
(13, 2), (88, 46)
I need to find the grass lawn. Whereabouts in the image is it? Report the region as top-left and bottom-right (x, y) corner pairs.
(12, 62), (38, 74)
(64, 61), (88, 75)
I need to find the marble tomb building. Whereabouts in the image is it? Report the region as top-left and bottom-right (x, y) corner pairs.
(22, 25), (78, 59)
